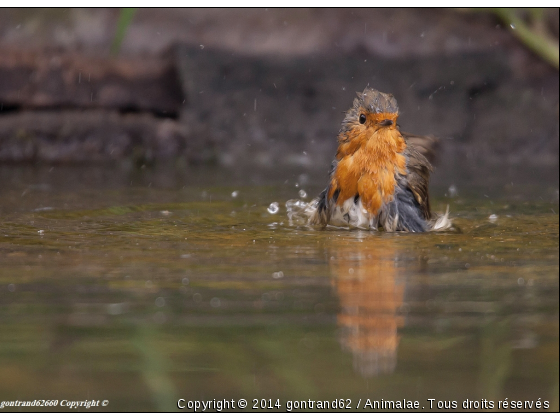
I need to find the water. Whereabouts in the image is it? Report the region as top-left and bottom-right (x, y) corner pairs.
(0, 165), (558, 412)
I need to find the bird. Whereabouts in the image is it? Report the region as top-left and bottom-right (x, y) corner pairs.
(298, 87), (450, 232)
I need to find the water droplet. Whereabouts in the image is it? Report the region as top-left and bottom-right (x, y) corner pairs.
(231, 190), (239, 198)
(272, 271), (284, 279)
(160, 210), (171, 216)
(8, 284), (16, 292)
(199, 44), (205, 49)
(298, 189), (307, 198)
(182, 277), (189, 285)
(267, 202), (279, 214)
(448, 184), (458, 197)
(489, 214), (498, 222)
(517, 277), (524, 285)
(193, 293), (202, 302)
(38, 230), (44, 235)
(155, 297), (165, 307)
(210, 297), (221, 308)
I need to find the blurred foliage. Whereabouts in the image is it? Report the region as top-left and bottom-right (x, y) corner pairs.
(110, 8), (137, 56)
(467, 8), (559, 69)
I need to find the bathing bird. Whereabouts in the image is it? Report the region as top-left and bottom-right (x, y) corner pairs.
(305, 87), (449, 232)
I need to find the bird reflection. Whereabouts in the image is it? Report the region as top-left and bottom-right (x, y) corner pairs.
(330, 234), (404, 377)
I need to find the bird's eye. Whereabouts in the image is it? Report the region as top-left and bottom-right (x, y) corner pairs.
(359, 114), (366, 124)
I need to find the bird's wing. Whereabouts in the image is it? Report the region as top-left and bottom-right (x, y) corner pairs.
(402, 132), (440, 165)
(403, 139), (433, 220)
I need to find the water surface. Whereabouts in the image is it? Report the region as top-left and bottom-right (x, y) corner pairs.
(0, 165), (558, 412)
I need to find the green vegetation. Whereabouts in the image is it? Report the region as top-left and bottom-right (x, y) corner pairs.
(467, 8), (559, 69)
(110, 8), (137, 56)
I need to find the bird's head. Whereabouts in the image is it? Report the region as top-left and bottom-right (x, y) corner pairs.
(338, 87), (400, 144)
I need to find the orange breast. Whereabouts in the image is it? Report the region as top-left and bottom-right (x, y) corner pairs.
(329, 128), (406, 215)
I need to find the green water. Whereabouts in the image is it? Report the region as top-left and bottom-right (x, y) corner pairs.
(0, 166), (558, 412)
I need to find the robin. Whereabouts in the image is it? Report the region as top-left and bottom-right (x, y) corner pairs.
(301, 87), (450, 232)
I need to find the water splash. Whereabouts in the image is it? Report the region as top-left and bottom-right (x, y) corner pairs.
(286, 198), (316, 226)
(267, 202), (280, 214)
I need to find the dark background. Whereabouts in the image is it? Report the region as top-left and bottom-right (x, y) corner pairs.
(0, 8), (558, 192)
